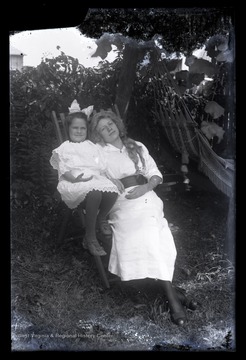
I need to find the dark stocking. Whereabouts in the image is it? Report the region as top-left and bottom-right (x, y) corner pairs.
(158, 280), (187, 326)
(83, 190), (106, 256)
(97, 192), (118, 222)
(85, 190), (102, 238)
(83, 191), (118, 256)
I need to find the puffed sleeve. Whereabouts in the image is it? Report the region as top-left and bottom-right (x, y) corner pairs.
(49, 142), (83, 179)
(137, 142), (163, 182)
(49, 145), (62, 178)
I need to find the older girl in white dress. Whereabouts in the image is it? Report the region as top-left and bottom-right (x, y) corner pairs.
(50, 101), (120, 256)
(90, 109), (189, 326)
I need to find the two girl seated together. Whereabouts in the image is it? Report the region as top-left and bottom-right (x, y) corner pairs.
(50, 99), (198, 326)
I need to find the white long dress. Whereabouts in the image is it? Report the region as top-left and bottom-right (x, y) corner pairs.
(50, 140), (119, 209)
(98, 141), (177, 282)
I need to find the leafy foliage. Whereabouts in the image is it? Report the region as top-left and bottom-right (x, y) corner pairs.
(81, 8), (234, 55)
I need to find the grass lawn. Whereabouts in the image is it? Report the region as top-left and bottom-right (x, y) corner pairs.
(10, 186), (235, 352)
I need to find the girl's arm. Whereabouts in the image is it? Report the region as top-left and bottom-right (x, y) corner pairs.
(62, 171), (93, 183)
(146, 175), (163, 191)
(125, 175), (162, 199)
(103, 169), (125, 194)
(125, 142), (163, 199)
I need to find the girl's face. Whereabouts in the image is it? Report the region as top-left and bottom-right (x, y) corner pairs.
(96, 117), (120, 144)
(69, 117), (87, 143)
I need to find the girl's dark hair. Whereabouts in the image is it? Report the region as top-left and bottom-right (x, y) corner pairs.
(90, 109), (146, 173)
(65, 112), (88, 141)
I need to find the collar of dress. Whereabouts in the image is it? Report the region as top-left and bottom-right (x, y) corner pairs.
(104, 143), (126, 152)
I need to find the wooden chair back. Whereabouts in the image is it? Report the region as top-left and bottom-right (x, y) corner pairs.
(51, 111), (68, 144)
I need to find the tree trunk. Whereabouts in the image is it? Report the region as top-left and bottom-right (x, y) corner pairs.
(114, 44), (143, 120)
(224, 172), (235, 264)
(221, 61), (235, 160)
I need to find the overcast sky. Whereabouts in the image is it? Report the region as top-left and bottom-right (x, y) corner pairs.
(9, 26), (209, 72)
(9, 27), (117, 68)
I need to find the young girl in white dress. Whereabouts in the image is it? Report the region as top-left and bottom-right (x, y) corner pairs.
(50, 101), (120, 256)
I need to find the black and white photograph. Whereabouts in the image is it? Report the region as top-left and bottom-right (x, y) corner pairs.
(10, 6), (236, 352)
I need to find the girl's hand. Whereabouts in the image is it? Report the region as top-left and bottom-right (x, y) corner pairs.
(110, 178), (125, 194)
(75, 173), (93, 182)
(125, 184), (149, 199)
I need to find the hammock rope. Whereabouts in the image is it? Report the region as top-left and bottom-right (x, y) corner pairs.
(151, 49), (235, 197)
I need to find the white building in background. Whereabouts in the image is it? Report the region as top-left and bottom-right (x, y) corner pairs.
(10, 45), (25, 71)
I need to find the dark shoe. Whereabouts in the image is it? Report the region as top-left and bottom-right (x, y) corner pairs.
(83, 237), (107, 256)
(175, 287), (198, 311)
(170, 309), (187, 326)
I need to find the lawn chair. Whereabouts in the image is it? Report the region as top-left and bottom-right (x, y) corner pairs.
(51, 110), (111, 289)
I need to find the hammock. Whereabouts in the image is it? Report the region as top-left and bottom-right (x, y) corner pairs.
(151, 50), (235, 197)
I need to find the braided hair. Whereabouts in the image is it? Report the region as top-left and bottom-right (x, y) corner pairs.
(89, 109), (146, 173)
